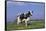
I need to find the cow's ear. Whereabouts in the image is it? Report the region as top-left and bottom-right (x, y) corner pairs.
(32, 11), (33, 13)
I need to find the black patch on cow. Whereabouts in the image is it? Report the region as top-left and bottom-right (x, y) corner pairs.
(20, 13), (24, 20)
(25, 11), (31, 17)
(20, 11), (32, 21)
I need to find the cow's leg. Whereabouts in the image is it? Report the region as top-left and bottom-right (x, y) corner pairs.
(17, 16), (21, 25)
(25, 20), (27, 27)
(25, 17), (30, 27)
(17, 20), (19, 25)
(17, 20), (21, 25)
(22, 19), (27, 26)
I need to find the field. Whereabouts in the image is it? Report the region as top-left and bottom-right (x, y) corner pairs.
(7, 20), (45, 31)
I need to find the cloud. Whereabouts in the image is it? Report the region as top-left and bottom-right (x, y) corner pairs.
(8, 0), (25, 1)
(13, 0), (21, 1)
(15, 2), (26, 5)
(7, 1), (26, 6)
(7, 0), (43, 6)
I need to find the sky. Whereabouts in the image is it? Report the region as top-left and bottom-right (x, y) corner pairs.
(7, 1), (45, 22)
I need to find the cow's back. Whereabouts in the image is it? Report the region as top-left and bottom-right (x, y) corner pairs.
(20, 13), (24, 20)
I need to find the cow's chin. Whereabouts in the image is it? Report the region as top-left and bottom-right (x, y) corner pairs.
(31, 15), (32, 16)
(29, 15), (32, 16)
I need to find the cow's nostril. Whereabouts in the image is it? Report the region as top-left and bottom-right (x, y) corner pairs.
(31, 15), (32, 16)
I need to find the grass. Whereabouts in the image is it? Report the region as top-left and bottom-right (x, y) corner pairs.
(7, 20), (45, 30)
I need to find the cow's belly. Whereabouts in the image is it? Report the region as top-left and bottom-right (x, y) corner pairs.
(26, 17), (30, 21)
(22, 19), (26, 22)
(22, 17), (30, 22)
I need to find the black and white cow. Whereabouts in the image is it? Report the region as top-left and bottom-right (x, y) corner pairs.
(17, 11), (33, 26)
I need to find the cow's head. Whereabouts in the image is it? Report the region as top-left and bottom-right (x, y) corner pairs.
(28, 11), (33, 16)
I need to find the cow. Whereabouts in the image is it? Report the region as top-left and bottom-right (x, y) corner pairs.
(17, 11), (33, 27)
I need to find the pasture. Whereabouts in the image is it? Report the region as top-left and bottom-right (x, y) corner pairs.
(7, 20), (45, 31)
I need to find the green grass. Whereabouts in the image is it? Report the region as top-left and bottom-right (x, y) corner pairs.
(7, 21), (45, 30)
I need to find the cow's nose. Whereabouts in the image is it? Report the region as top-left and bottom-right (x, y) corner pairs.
(31, 15), (32, 16)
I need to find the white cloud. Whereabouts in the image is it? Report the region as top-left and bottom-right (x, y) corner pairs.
(7, 1), (25, 6)
(8, 0), (45, 2)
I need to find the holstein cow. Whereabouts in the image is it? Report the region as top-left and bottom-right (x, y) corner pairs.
(17, 11), (33, 27)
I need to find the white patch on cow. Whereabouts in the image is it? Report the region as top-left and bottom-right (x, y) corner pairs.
(30, 11), (32, 15)
(17, 11), (33, 27)
(17, 16), (21, 25)
(25, 17), (30, 27)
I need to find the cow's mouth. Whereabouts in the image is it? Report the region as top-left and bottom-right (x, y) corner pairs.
(31, 15), (32, 16)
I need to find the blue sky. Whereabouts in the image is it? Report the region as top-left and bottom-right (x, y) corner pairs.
(7, 1), (45, 22)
